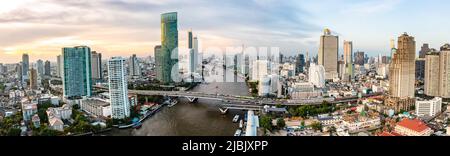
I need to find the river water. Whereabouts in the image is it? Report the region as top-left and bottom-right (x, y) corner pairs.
(111, 65), (249, 136)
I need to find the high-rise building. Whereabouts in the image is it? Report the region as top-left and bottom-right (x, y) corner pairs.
(44, 60), (51, 76)
(29, 68), (38, 90)
(251, 60), (269, 81)
(318, 28), (338, 80)
(424, 51), (440, 96)
(157, 12), (179, 84)
(194, 37), (199, 68)
(91, 51), (102, 81)
(419, 43), (430, 59)
(295, 54), (305, 74)
(308, 63), (325, 88)
(386, 33), (416, 113)
(439, 44), (450, 98)
(154, 45), (163, 81)
(57, 55), (63, 78)
(343, 41), (354, 81)
(62, 46), (92, 99)
(188, 31), (198, 73)
(129, 54), (141, 76)
(22, 53), (29, 81)
(416, 58), (426, 81)
(108, 57), (130, 119)
(36, 59), (44, 77)
(355, 51), (365, 66)
(389, 33), (416, 98)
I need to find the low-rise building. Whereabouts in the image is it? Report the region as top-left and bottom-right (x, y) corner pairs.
(48, 116), (64, 132)
(80, 98), (111, 118)
(318, 116), (342, 127)
(22, 102), (38, 121)
(341, 112), (381, 132)
(394, 118), (433, 136)
(46, 104), (72, 120)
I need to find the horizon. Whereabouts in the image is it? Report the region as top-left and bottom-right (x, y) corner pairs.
(2, 0), (450, 64)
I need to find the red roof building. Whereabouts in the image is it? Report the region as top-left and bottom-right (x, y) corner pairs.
(394, 118), (433, 136)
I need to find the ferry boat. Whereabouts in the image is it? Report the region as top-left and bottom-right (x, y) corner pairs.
(234, 129), (242, 136)
(232, 115), (240, 123)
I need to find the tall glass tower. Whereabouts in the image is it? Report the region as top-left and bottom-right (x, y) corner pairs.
(62, 46), (92, 99)
(22, 53), (29, 82)
(159, 12), (179, 84)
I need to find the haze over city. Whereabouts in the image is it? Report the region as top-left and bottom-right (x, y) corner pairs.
(1, 0), (450, 63)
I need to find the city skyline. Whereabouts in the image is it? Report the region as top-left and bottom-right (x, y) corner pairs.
(2, 0), (450, 63)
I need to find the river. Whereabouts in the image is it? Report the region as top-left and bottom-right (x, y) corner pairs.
(110, 64), (250, 136)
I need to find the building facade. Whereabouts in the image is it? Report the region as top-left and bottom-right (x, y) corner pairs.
(108, 57), (130, 119)
(415, 97), (442, 117)
(91, 51), (103, 81)
(62, 46), (93, 99)
(389, 33), (416, 98)
(129, 54), (141, 77)
(318, 28), (339, 80)
(424, 51), (440, 96)
(157, 12), (179, 84)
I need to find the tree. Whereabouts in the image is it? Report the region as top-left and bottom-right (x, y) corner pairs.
(260, 115), (273, 131)
(301, 121), (305, 127)
(311, 122), (323, 132)
(276, 118), (286, 129)
(7, 128), (21, 136)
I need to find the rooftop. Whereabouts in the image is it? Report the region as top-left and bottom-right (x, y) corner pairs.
(396, 118), (430, 133)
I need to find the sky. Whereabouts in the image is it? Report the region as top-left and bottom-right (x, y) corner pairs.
(1, 0), (450, 63)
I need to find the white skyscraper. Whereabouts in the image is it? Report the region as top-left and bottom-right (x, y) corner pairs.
(251, 60), (269, 81)
(57, 55), (63, 78)
(108, 57), (130, 119)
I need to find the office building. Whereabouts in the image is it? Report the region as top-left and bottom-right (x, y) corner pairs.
(318, 28), (338, 80)
(295, 54), (305, 75)
(129, 54), (141, 76)
(343, 41), (354, 82)
(108, 57), (130, 119)
(44, 60), (51, 76)
(415, 97), (442, 117)
(419, 43), (430, 59)
(57, 55), (63, 78)
(154, 45), (163, 81)
(29, 68), (38, 90)
(386, 33), (416, 113)
(22, 53), (29, 81)
(91, 51), (102, 81)
(355, 51), (365, 66)
(157, 12), (179, 84)
(62, 46), (92, 99)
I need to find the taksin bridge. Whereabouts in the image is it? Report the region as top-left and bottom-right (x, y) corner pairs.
(95, 86), (382, 113)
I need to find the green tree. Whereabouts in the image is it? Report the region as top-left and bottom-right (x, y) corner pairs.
(7, 128), (21, 136)
(276, 118), (286, 129)
(311, 122), (323, 132)
(259, 115), (273, 131)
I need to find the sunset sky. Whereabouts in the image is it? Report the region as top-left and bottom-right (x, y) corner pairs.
(1, 0), (450, 63)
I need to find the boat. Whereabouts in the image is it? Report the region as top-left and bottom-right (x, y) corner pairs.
(168, 99), (178, 108)
(234, 129), (242, 136)
(239, 120), (243, 128)
(232, 115), (240, 123)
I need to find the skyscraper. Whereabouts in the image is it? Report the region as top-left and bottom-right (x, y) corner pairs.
(62, 46), (92, 99)
(22, 53), (29, 81)
(355, 51), (365, 66)
(424, 50), (440, 96)
(419, 43), (431, 59)
(343, 41), (354, 81)
(188, 30), (198, 73)
(295, 54), (305, 74)
(57, 55), (62, 78)
(129, 54), (141, 76)
(386, 33), (416, 113)
(157, 12), (179, 84)
(29, 68), (38, 90)
(439, 44), (450, 98)
(91, 51), (102, 81)
(36, 59), (44, 77)
(44, 60), (51, 76)
(318, 28), (338, 80)
(108, 57), (130, 119)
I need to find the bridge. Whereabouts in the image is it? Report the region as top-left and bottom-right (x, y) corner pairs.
(95, 86), (382, 111)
